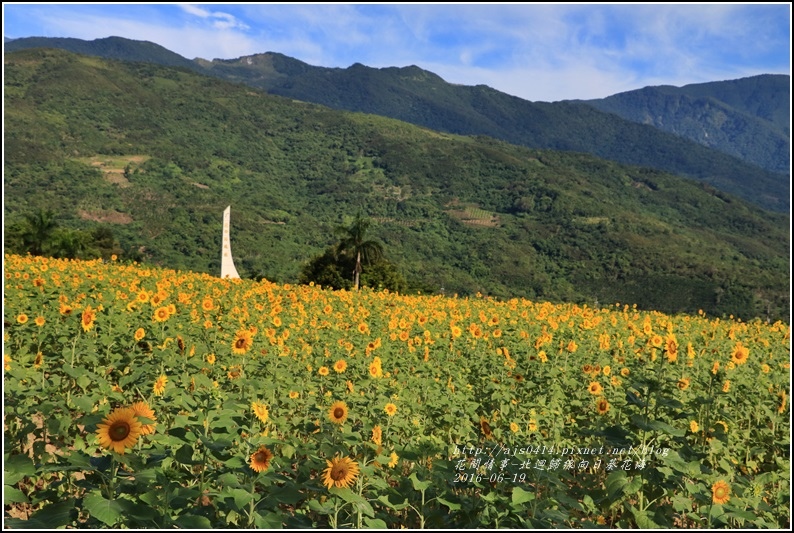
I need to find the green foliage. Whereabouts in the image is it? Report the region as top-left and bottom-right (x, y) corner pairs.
(3, 48), (790, 320)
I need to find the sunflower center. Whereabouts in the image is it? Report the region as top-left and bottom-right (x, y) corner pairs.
(110, 422), (131, 441)
(331, 466), (348, 481)
(334, 408), (345, 419)
(236, 338), (247, 349)
(255, 452), (267, 462)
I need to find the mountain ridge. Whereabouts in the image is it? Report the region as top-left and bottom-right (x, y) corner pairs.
(4, 35), (789, 212)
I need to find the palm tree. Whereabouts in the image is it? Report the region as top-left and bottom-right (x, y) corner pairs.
(21, 209), (58, 256)
(335, 212), (384, 291)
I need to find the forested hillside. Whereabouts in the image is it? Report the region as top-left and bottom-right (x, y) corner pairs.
(4, 48), (790, 319)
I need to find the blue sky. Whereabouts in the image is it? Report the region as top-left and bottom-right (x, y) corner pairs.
(3, 3), (791, 102)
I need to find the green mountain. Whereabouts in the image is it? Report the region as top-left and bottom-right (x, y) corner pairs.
(3, 36), (789, 212)
(3, 48), (790, 320)
(582, 75), (790, 174)
(4, 35), (202, 71)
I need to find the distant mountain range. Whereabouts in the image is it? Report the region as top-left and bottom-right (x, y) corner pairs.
(4, 35), (790, 212)
(582, 76), (790, 174)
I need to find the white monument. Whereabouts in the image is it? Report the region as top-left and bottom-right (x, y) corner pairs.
(221, 206), (241, 279)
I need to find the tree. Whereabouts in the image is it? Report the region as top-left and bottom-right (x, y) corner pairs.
(334, 212), (384, 291)
(20, 209), (58, 256)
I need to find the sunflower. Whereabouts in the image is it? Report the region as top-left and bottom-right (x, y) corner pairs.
(153, 374), (168, 396)
(333, 359), (348, 373)
(649, 334), (663, 348)
(322, 455), (360, 489)
(731, 343), (749, 365)
(510, 422), (520, 433)
(252, 402), (269, 424)
(250, 446), (274, 473)
(231, 329), (253, 355)
(329, 401), (349, 425)
(33, 351), (43, 368)
(690, 420), (699, 433)
(778, 390), (787, 414)
(722, 380), (730, 393)
(588, 381), (603, 395)
(677, 378), (690, 391)
(528, 419), (538, 432)
(34, 316), (45, 327)
(201, 298), (214, 311)
(81, 306), (96, 332)
(620, 367), (630, 377)
(369, 357), (383, 378)
(596, 398), (610, 415)
(318, 366), (330, 376)
(602, 365), (611, 376)
(566, 340), (578, 353)
(130, 401), (157, 435)
(761, 364), (770, 374)
(153, 306), (170, 323)
(358, 322), (369, 334)
(59, 303), (73, 316)
(711, 361), (720, 375)
(388, 451), (399, 468)
(206, 353), (216, 365)
(227, 366), (242, 380)
(346, 381), (355, 394)
(711, 480), (731, 504)
(96, 407), (143, 454)
(372, 425), (382, 446)
(289, 391), (300, 400)
(384, 403), (398, 417)
(450, 325), (462, 338)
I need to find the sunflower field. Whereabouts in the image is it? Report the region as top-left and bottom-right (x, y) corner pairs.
(3, 254), (790, 528)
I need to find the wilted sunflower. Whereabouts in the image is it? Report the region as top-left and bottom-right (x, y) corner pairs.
(480, 418), (493, 439)
(712, 480), (731, 504)
(250, 446), (274, 473)
(329, 401), (349, 425)
(778, 390), (787, 414)
(252, 402), (269, 424)
(131, 401), (157, 435)
(322, 455), (360, 489)
(231, 329), (253, 355)
(96, 407), (143, 454)
(384, 403), (397, 417)
(596, 398), (610, 415)
(153, 375), (168, 396)
(372, 425), (382, 446)
(588, 382), (603, 395)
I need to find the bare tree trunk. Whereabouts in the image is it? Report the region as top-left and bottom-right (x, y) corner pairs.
(354, 250), (362, 290)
